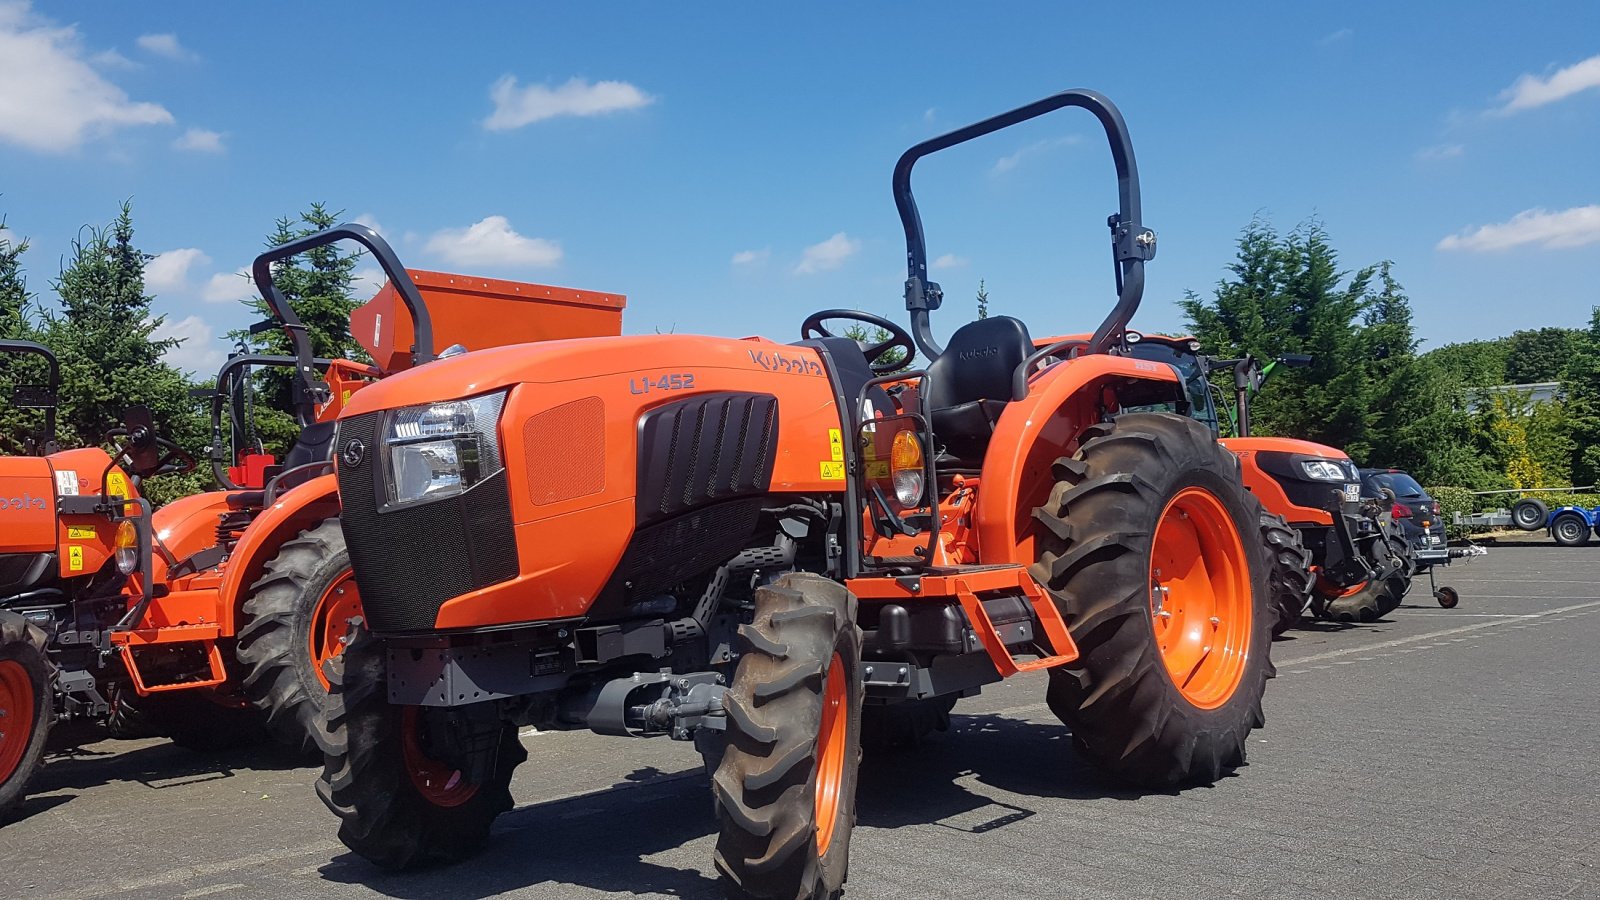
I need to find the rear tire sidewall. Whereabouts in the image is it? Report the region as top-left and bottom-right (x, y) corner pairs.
(1553, 514), (1590, 547)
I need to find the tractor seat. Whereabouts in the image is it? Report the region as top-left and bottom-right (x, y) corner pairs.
(924, 316), (1033, 464)
(0, 552), (58, 596)
(275, 421), (338, 493)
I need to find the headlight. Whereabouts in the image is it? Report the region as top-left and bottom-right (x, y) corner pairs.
(1301, 459), (1348, 481)
(114, 519), (138, 575)
(382, 390), (507, 508)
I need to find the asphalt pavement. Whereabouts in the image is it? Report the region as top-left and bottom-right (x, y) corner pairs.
(3, 544), (1596, 899)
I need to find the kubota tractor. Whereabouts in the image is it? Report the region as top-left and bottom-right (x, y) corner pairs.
(314, 89), (1278, 898)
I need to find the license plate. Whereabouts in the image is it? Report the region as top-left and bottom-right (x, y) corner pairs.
(1427, 536), (1441, 545)
(1342, 484), (1361, 502)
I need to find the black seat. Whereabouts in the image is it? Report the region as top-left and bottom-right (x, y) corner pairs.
(924, 316), (1033, 463)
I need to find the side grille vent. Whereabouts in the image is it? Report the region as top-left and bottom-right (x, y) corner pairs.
(524, 396), (605, 506)
(636, 392), (778, 525)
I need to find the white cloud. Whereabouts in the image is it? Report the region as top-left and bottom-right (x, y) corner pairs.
(991, 136), (1081, 174)
(351, 267), (386, 299)
(730, 248), (769, 266)
(424, 216), (562, 268)
(352, 213), (385, 236)
(793, 233), (859, 275)
(90, 48), (136, 69)
(145, 247), (211, 294)
(0, 2), (174, 153)
(931, 253), (968, 270)
(172, 126), (223, 153)
(135, 32), (196, 62)
(153, 314), (227, 375)
(202, 267), (251, 303)
(1318, 27), (1353, 45)
(923, 107), (937, 123)
(1437, 205), (1600, 252)
(1415, 143), (1465, 162)
(483, 75), (653, 131)
(1494, 54), (1600, 114)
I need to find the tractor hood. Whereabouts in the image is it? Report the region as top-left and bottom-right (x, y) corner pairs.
(339, 333), (802, 418)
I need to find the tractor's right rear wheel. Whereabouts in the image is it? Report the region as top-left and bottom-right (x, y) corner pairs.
(1030, 413), (1273, 788)
(316, 623), (524, 870)
(0, 612), (53, 820)
(713, 572), (862, 900)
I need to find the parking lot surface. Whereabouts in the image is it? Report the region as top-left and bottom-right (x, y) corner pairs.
(3, 544), (1596, 899)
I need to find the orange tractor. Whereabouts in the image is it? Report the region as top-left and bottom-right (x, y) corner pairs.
(313, 89), (1279, 898)
(0, 228), (625, 817)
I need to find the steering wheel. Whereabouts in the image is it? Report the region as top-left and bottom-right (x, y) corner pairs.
(800, 309), (917, 375)
(106, 427), (197, 479)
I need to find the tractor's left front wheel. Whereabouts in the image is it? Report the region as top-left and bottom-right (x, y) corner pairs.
(316, 623), (524, 870)
(0, 612), (53, 820)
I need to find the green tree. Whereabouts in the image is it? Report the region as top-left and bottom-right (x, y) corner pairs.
(1504, 326), (1582, 384)
(0, 214), (52, 451)
(41, 201), (207, 501)
(975, 279), (989, 320)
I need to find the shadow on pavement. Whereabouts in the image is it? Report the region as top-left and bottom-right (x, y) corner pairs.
(28, 728), (306, 808)
(317, 712), (1188, 898)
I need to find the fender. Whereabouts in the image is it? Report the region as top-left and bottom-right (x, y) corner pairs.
(150, 491), (236, 580)
(973, 355), (1181, 566)
(215, 473), (340, 636)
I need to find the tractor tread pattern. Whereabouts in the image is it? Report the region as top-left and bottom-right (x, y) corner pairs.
(1261, 513), (1314, 636)
(0, 611), (54, 819)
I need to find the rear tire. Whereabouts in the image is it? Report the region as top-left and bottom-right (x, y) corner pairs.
(713, 573), (862, 900)
(1261, 513), (1312, 637)
(237, 518), (360, 756)
(1030, 413), (1274, 788)
(316, 623), (524, 869)
(1511, 498), (1547, 532)
(0, 612), (53, 820)
(1552, 513), (1591, 547)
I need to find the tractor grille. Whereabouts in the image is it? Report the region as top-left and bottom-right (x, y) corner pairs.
(336, 412), (519, 634)
(635, 392), (778, 525)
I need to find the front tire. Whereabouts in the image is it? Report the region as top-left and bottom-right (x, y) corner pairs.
(1552, 513), (1591, 547)
(316, 623), (524, 869)
(0, 612), (53, 820)
(1261, 513), (1313, 637)
(237, 518), (362, 755)
(713, 573), (862, 900)
(1030, 413), (1274, 788)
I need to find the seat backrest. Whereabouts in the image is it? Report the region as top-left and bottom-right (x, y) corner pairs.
(924, 316), (1034, 410)
(283, 421), (337, 471)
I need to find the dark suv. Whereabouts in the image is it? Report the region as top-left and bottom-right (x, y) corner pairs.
(1360, 468), (1446, 569)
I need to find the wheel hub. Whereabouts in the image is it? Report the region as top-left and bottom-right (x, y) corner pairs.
(1148, 487), (1253, 709)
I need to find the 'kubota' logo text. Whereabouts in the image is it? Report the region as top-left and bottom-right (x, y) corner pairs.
(748, 349), (824, 376)
(3, 493), (47, 511)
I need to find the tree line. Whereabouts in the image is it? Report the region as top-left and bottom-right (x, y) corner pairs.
(2, 203), (1591, 505)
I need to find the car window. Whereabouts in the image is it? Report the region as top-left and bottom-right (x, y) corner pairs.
(1364, 472), (1427, 499)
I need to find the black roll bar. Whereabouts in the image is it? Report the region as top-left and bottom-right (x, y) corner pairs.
(893, 89), (1156, 361)
(251, 223), (433, 408)
(205, 353), (336, 489)
(0, 339), (60, 447)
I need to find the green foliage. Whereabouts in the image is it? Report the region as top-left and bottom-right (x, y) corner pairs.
(38, 202), (208, 504)
(0, 214), (52, 451)
(1505, 327), (1582, 384)
(840, 319), (909, 371)
(975, 278), (989, 320)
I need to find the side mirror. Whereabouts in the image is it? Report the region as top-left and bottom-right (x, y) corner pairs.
(1278, 353), (1313, 368)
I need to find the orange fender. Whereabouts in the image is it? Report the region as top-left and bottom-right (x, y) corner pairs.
(214, 474), (341, 636)
(972, 354), (1181, 567)
(150, 491), (236, 582)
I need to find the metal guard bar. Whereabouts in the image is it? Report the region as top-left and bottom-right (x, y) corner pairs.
(892, 88), (1154, 361)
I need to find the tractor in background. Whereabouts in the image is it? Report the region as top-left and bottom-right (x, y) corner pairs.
(313, 89), (1278, 899)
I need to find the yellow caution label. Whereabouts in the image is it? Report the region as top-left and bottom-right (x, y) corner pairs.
(827, 428), (844, 462)
(105, 471), (129, 499)
(866, 460), (890, 480)
(820, 461), (846, 481)
(68, 525), (97, 540)
(68, 545), (85, 572)
(342, 389), (352, 406)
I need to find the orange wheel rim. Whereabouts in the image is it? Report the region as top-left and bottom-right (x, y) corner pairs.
(0, 660), (35, 784)
(1149, 487), (1252, 709)
(400, 706), (479, 807)
(309, 571), (363, 692)
(1315, 574), (1367, 599)
(813, 652), (848, 856)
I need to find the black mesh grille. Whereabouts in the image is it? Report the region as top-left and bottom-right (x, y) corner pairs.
(636, 393), (777, 525)
(615, 497), (766, 601)
(337, 412), (519, 633)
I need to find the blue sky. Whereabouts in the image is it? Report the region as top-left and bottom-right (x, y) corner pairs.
(2, 1), (1598, 376)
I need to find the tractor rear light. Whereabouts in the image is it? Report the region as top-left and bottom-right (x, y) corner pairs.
(380, 389), (508, 509)
(114, 519), (138, 574)
(1392, 502), (1413, 519)
(890, 429), (926, 507)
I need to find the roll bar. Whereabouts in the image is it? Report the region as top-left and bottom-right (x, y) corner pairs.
(893, 89), (1155, 361)
(205, 353), (332, 489)
(251, 223), (433, 408)
(0, 339), (60, 447)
